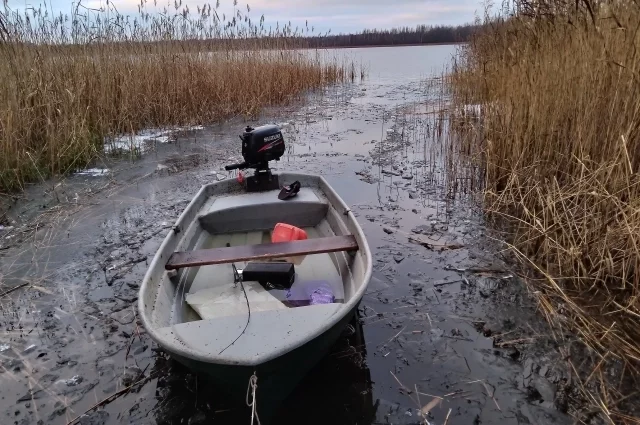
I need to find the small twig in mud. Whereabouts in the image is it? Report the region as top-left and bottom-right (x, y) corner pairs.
(393, 303), (421, 310)
(391, 371), (434, 424)
(66, 367), (153, 425)
(451, 391), (473, 399)
(389, 371), (413, 400)
(27, 379), (41, 423)
(443, 408), (452, 425)
(106, 256), (147, 286)
(390, 371), (411, 393)
(432, 288), (440, 304)
(417, 391), (444, 400)
(133, 364), (149, 383)
(125, 330), (137, 360)
(0, 282), (29, 297)
(444, 265), (506, 274)
(420, 396), (442, 420)
(461, 379), (484, 385)
(433, 279), (463, 287)
(378, 326), (406, 348)
(30, 284), (53, 295)
(481, 381), (501, 411)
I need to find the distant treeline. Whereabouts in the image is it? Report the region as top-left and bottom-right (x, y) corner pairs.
(2, 23), (480, 52)
(302, 24), (480, 48)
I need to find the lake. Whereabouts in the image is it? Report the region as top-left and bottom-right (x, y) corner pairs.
(317, 44), (459, 82)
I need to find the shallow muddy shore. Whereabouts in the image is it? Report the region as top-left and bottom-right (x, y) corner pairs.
(0, 45), (602, 425)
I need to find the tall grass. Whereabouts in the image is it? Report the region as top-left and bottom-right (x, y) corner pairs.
(449, 1), (640, 422)
(0, 1), (350, 191)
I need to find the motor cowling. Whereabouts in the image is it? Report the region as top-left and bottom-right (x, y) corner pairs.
(241, 124), (285, 166)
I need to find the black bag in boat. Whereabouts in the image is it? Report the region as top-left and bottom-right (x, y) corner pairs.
(242, 262), (295, 289)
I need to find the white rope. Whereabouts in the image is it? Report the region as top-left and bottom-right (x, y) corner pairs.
(246, 372), (261, 425)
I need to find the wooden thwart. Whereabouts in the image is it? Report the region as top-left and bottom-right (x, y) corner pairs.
(165, 235), (359, 270)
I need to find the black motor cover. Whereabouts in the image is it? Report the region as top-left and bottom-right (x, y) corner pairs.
(241, 125), (285, 166)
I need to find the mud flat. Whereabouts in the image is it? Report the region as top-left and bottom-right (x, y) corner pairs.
(0, 45), (595, 425)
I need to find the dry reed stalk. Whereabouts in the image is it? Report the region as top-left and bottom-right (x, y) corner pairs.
(0, 1), (354, 192)
(447, 0), (640, 422)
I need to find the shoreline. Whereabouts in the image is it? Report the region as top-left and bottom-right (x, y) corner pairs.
(304, 42), (467, 50)
(253, 41), (466, 53)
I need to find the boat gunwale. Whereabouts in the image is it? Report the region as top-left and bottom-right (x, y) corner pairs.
(138, 172), (373, 367)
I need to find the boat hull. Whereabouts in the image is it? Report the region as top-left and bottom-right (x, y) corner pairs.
(166, 303), (360, 422)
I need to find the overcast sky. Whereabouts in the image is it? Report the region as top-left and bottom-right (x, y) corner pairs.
(7, 0), (484, 34)
(238, 0), (483, 33)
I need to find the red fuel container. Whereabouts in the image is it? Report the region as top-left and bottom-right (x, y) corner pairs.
(272, 223), (308, 243)
(271, 223), (308, 265)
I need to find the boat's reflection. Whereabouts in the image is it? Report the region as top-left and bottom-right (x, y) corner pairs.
(152, 313), (376, 425)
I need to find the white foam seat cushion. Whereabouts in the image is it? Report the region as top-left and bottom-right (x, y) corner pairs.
(185, 282), (287, 320)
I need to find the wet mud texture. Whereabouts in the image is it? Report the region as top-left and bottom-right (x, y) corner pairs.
(0, 68), (590, 424)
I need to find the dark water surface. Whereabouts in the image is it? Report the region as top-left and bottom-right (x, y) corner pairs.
(0, 45), (573, 425)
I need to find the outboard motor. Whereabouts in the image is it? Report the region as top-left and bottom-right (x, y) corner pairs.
(225, 125), (285, 192)
(240, 124), (285, 165)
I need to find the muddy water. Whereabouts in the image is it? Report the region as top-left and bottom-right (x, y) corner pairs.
(0, 45), (573, 425)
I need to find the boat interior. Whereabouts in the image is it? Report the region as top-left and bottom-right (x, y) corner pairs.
(144, 184), (369, 361)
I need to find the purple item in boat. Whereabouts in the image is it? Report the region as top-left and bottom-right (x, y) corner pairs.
(309, 283), (335, 305)
(286, 280), (335, 306)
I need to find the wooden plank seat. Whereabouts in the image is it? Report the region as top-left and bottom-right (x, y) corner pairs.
(165, 235), (359, 270)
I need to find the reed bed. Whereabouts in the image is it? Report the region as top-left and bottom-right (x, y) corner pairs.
(0, 1), (350, 192)
(448, 1), (640, 422)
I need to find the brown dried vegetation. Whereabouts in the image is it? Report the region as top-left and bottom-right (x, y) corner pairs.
(449, 1), (640, 422)
(0, 1), (351, 191)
